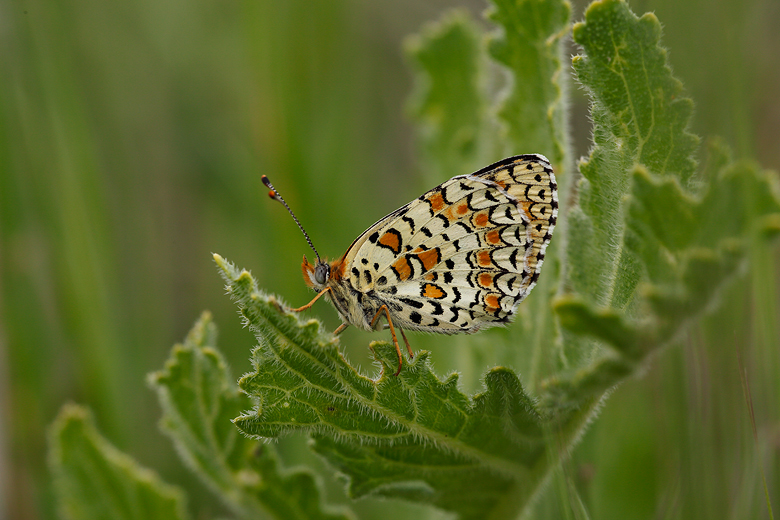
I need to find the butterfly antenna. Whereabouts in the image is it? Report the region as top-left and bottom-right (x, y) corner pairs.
(261, 175), (322, 263)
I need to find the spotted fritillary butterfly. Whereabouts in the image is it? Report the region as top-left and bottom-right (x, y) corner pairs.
(263, 154), (557, 375)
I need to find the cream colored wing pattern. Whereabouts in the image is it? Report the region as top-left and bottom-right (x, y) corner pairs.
(341, 155), (557, 333)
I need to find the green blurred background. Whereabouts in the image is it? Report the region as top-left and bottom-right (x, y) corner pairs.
(1, 0), (778, 519)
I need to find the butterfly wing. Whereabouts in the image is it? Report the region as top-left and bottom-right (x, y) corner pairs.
(341, 154), (557, 333)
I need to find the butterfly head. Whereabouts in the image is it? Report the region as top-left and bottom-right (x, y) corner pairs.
(301, 255), (331, 290)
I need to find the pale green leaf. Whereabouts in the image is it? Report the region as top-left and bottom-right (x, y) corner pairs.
(49, 404), (190, 520)
(487, 0), (571, 167)
(405, 10), (485, 181)
(550, 1), (780, 414)
(568, 0), (699, 308)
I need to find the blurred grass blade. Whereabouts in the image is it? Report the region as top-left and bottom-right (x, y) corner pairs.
(737, 343), (776, 520)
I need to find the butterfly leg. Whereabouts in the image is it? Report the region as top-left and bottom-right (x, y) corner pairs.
(400, 329), (414, 359)
(291, 287), (331, 312)
(370, 305), (404, 376)
(333, 323), (349, 335)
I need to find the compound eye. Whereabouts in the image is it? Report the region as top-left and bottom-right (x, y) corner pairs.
(314, 263), (329, 285)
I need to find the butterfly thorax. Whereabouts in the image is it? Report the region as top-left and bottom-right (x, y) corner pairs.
(301, 254), (381, 331)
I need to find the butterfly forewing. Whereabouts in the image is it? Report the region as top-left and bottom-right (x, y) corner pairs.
(342, 154), (557, 333)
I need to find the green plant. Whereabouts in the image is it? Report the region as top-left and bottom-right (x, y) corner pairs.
(48, 0), (778, 518)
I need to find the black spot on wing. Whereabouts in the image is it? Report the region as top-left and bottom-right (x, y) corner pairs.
(455, 221), (473, 234)
(435, 213), (450, 228)
(465, 192), (479, 211)
(402, 215), (416, 233)
(509, 249), (519, 270)
(399, 297), (424, 309)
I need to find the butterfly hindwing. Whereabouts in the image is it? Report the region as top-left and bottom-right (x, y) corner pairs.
(342, 154), (557, 333)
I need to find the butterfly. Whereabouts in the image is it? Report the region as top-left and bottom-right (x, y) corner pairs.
(262, 154), (557, 375)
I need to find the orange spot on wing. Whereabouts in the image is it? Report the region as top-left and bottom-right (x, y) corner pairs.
(422, 283), (445, 299)
(424, 272), (435, 281)
(479, 272), (493, 287)
(428, 192), (445, 212)
(474, 212), (489, 227)
(391, 257), (412, 281)
(379, 231), (401, 254)
(417, 248), (441, 271)
(496, 180), (507, 190)
(485, 294), (500, 312)
(519, 201), (533, 221)
(486, 229), (501, 245)
(477, 250), (492, 267)
(457, 204), (468, 215)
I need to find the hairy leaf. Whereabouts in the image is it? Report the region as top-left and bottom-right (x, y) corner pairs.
(549, 0), (780, 411)
(215, 254), (575, 520)
(149, 312), (353, 520)
(568, 0), (699, 308)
